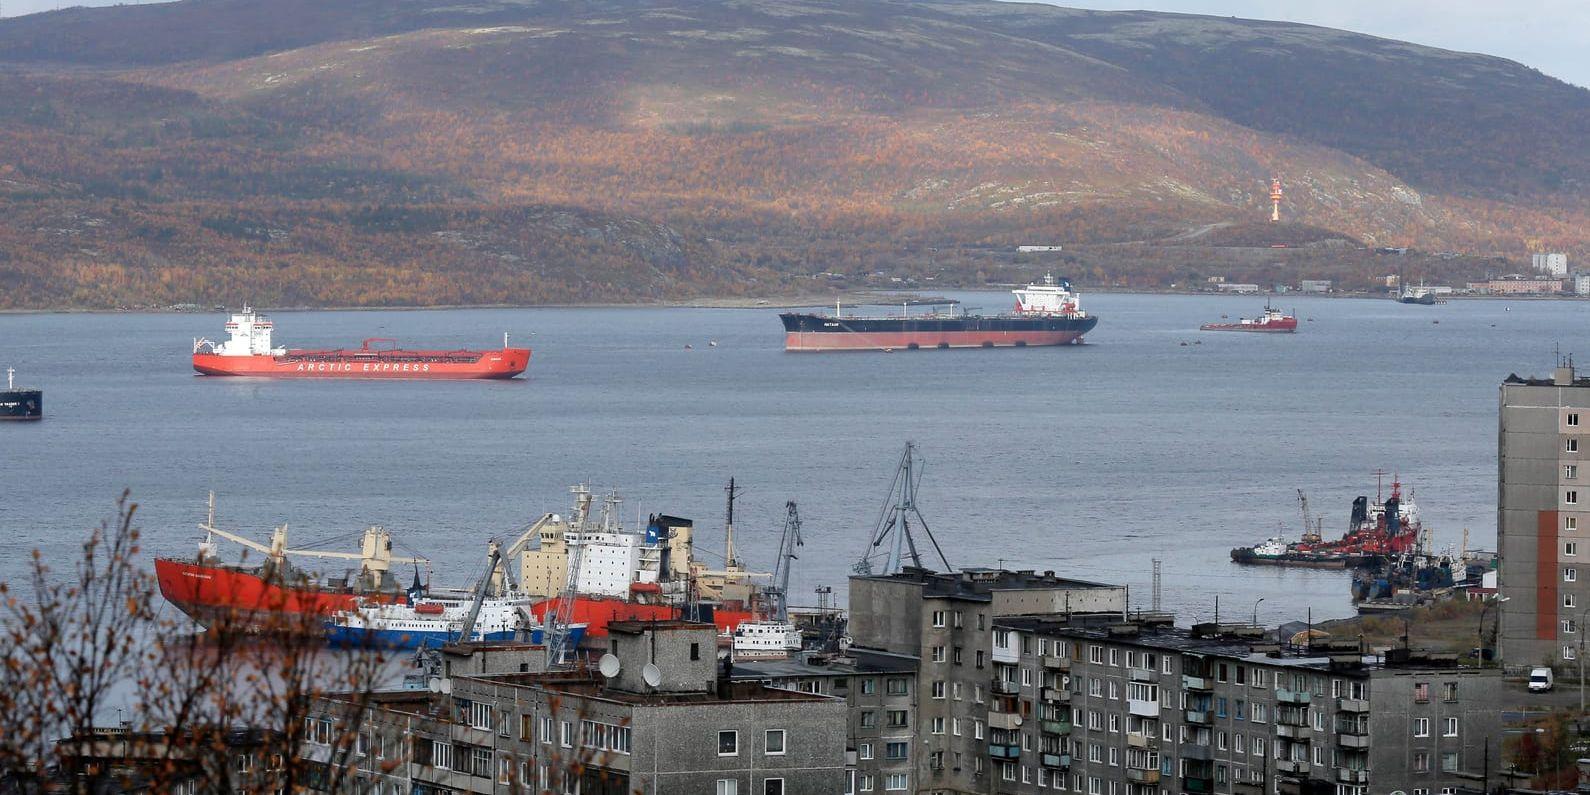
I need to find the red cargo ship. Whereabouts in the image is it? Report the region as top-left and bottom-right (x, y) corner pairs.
(192, 307), (530, 378)
(155, 500), (427, 630)
(1200, 303), (1297, 333)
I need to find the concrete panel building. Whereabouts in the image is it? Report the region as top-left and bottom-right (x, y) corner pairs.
(1499, 366), (1590, 669)
(849, 568), (1127, 794)
(991, 616), (1504, 795)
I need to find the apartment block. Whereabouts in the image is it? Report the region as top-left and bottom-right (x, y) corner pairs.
(1499, 366), (1590, 668)
(308, 621), (847, 795)
(730, 647), (922, 795)
(849, 567), (1128, 794)
(989, 616), (1503, 795)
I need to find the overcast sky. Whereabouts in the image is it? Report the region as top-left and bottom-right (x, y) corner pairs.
(3, 0), (1588, 88)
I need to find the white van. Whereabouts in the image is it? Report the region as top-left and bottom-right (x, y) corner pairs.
(1529, 667), (1555, 692)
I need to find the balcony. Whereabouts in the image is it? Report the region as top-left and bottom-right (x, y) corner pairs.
(1042, 655), (1070, 671)
(1275, 759), (1308, 775)
(1041, 753), (1070, 770)
(992, 678), (1019, 696)
(1184, 710), (1211, 725)
(1275, 724), (1311, 740)
(1126, 733), (1154, 749)
(1337, 733), (1370, 749)
(1182, 776), (1213, 793)
(1336, 768), (1369, 785)
(1040, 719), (1072, 737)
(1181, 744), (1213, 761)
(1336, 697), (1369, 712)
(1275, 689), (1311, 705)
(988, 710), (1022, 731)
(1040, 686), (1069, 704)
(1127, 698), (1159, 718)
(988, 743), (1020, 760)
(1129, 667), (1157, 682)
(1126, 769), (1161, 785)
(1182, 675), (1211, 691)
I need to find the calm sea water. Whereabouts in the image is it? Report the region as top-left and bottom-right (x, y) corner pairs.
(3, 293), (1586, 626)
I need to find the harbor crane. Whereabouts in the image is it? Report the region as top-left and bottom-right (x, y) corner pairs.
(197, 492), (428, 587)
(854, 442), (951, 576)
(1297, 489), (1323, 543)
(455, 543), (502, 645)
(543, 485), (595, 667)
(762, 501), (804, 622)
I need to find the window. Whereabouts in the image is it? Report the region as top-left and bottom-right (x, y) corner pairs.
(885, 741), (909, 760)
(1570, 542), (1581, 557)
(1568, 645), (1579, 660)
(559, 721), (573, 748)
(717, 780), (739, 795)
(764, 779), (784, 795)
(887, 710), (909, 728)
(932, 681), (946, 699)
(886, 678), (909, 696)
(1572, 517), (1582, 531)
(1443, 717), (1458, 736)
(1568, 568), (1579, 582)
(1413, 718), (1430, 737)
(932, 646), (946, 663)
(1565, 619), (1578, 634)
(540, 716), (553, 744)
(520, 714), (534, 741)
(858, 742), (873, 761)
(1569, 491), (1580, 505)
(932, 610), (947, 627)
(765, 729), (786, 755)
(858, 773), (874, 792)
(1569, 465), (1580, 480)
(885, 773), (909, 791)
(719, 731), (739, 756)
(612, 726), (632, 754)
(1414, 682), (1430, 702)
(931, 717), (945, 734)
(691, 642), (701, 660)
(1441, 751), (1459, 771)
(1571, 438), (1581, 453)
(1572, 413), (1583, 427)
(1570, 593), (1579, 609)
(432, 741), (453, 770)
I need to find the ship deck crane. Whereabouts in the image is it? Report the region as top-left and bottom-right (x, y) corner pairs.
(1297, 489), (1322, 543)
(455, 543), (502, 645)
(854, 443), (951, 576)
(544, 485), (595, 667)
(198, 492), (428, 577)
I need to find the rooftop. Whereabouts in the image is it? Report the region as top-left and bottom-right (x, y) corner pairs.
(854, 567), (1119, 601)
(607, 619), (716, 634)
(1504, 364), (1590, 388)
(460, 670), (840, 706)
(729, 647), (920, 681)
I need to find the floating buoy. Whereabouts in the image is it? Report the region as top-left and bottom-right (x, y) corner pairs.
(684, 344), (693, 350)
(708, 340), (719, 347)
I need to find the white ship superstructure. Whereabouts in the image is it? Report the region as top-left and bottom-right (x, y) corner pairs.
(1012, 274), (1086, 317)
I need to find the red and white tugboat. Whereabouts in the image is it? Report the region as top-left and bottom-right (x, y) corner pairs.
(1200, 303), (1297, 333)
(192, 307), (530, 378)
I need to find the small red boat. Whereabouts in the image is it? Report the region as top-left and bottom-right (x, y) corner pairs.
(192, 307), (530, 379)
(1200, 304), (1297, 333)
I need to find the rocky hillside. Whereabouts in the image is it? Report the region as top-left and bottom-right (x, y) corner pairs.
(0, 0), (1585, 308)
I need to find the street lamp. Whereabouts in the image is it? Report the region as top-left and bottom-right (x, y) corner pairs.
(1252, 598), (1265, 628)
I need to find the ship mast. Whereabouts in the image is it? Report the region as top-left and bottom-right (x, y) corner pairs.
(724, 477), (740, 570)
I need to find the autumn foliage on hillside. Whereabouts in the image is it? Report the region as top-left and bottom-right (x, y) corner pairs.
(0, 0), (1586, 308)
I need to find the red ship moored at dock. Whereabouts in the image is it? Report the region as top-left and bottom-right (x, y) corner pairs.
(192, 307), (529, 378)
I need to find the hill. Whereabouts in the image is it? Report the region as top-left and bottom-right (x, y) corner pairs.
(0, 0), (1586, 308)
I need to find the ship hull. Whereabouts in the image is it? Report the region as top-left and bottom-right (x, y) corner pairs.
(527, 595), (754, 637)
(325, 623), (584, 650)
(780, 313), (1097, 352)
(1199, 323), (1297, 333)
(0, 389), (42, 420)
(155, 558), (401, 628)
(193, 347), (530, 379)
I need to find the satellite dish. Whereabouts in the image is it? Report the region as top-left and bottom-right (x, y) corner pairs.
(599, 654), (622, 679)
(642, 663), (662, 688)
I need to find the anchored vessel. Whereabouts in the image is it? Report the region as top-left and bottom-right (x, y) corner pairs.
(192, 307), (530, 378)
(1, 368), (42, 420)
(1399, 283), (1438, 305)
(780, 275), (1098, 351)
(1200, 304), (1297, 333)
